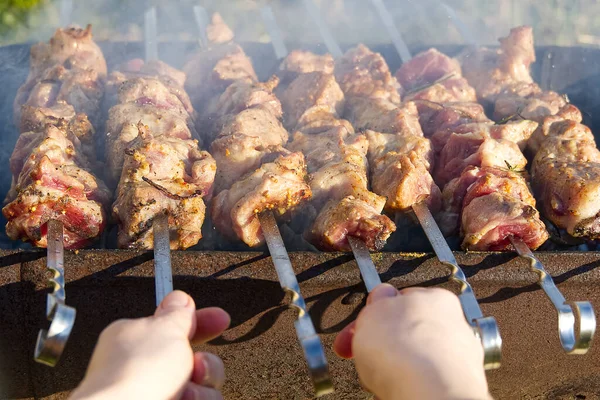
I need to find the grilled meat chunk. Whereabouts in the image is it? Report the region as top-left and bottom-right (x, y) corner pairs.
(211, 151), (311, 247)
(112, 130), (215, 249)
(206, 13), (234, 44)
(366, 130), (441, 212)
(345, 97), (423, 136)
(210, 107), (289, 192)
(531, 118), (600, 238)
(3, 124), (110, 249)
(396, 48), (476, 103)
(334, 44), (401, 104)
(14, 26), (107, 126)
(493, 82), (568, 122)
(435, 129), (527, 187)
(460, 26), (535, 103)
(279, 50), (335, 81)
(415, 100), (489, 138)
(279, 71), (345, 131)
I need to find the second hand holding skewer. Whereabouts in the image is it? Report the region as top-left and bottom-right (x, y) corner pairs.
(301, 0), (502, 369)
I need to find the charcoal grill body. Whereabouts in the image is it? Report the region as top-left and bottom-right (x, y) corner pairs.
(0, 43), (599, 399)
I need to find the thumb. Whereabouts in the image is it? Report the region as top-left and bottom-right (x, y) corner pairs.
(153, 290), (197, 340)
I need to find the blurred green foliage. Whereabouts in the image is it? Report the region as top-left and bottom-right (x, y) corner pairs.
(0, 0), (44, 36)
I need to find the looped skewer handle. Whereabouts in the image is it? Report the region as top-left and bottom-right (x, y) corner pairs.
(412, 202), (502, 370)
(258, 211), (334, 397)
(510, 237), (596, 354)
(34, 219), (76, 367)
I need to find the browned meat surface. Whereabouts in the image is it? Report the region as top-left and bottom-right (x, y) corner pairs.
(201, 77), (282, 142)
(279, 71), (345, 131)
(335, 46), (441, 214)
(211, 151), (311, 247)
(435, 129), (527, 187)
(206, 13), (234, 44)
(112, 128), (215, 249)
(460, 26), (536, 103)
(3, 123), (110, 249)
(14, 26), (107, 127)
(414, 100), (489, 138)
(308, 196), (395, 252)
(344, 97), (423, 136)
(396, 49), (476, 103)
(531, 118), (600, 238)
(278, 50), (335, 85)
(334, 44), (401, 104)
(278, 63), (395, 251)
(366, 130), (441, 212)
(210, 107), (289, 192)
(183, 43), (257, 113)
(527, 106), (584, 154)
(104, 59), (197, 187)
(492, 82), (567, 122)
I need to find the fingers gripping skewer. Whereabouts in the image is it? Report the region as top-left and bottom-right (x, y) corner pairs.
(35, 0), (77, 367)
(34, 220), (76, 366)
(442, 2), (596, 354)
(145, 7), (174, 305)
(510, 237), (596, 354)
(260, 4), (384, 294)
(258, 212), (334, 396)
(413, 203), (502, 369)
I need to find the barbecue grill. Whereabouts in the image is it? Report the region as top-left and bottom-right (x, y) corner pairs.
(1, 1), (600, 399)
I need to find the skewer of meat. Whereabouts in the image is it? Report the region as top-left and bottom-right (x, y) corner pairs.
(415, 15), (595, 353)
(3, 20), (110, 366)
(260, 6), (395, 292)
(299, 0), (501, 369)
(188, 11), (333, 395)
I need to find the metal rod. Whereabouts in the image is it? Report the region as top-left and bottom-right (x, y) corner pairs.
(301, 0), (343, 58)
(59, 0), (73, 27)
(413, 202), (502, 370)
(34, 219), (76, 367)
(260, 5), (289, 60)
(193, 5), (210, 48)
(144, 7), (158, 62)
(348, 236), (382, 293)
(510, 237), (596, 354)
(367, 0), (412, 63)
(153, 213), (174, 306)
(258, 211), (333, 396)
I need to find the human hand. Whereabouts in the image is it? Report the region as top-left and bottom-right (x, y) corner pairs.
(70, 290), (230, 400)
(334, 284), (491, 400)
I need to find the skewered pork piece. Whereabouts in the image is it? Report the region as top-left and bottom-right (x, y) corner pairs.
(183, 14), (311, 248)
(3, 26), (110, 249)
(460, 26), (568, 122)
(14, 25), (107, 128)
(278, 69), (395, 251)
(461, 26), (600, 240)
(397, 47), (549, 250)
(106, 58), (215, 249)
(334, 45), (442, 213)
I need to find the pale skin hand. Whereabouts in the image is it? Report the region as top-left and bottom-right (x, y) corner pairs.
(334, 285), (492, 400)
(69, 290), (231, 400)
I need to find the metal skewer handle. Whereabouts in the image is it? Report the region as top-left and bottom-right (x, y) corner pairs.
(260, 5), (288, 60)
(153, 213), (174, 306)
(258, 211), (334, 396)
(34, 219), (76, 367)
(193, 5), (210, 48)
(413, 202), (502, 370)
(348, 236), (382, 293)
(510, 237), (596, 354)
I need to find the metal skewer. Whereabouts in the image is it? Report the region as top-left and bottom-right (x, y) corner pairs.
(193, 9), (332, 395)
(145, 6), (174, 305)
(303, 0), (501, 369)
(442, 2), (596, 354)
(34, 220), (76, 366)
(258, 212), (333, 396)
(193, 5), (210, 48)
(34, 0), (77, 367)
(260, 4), (383, 294)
